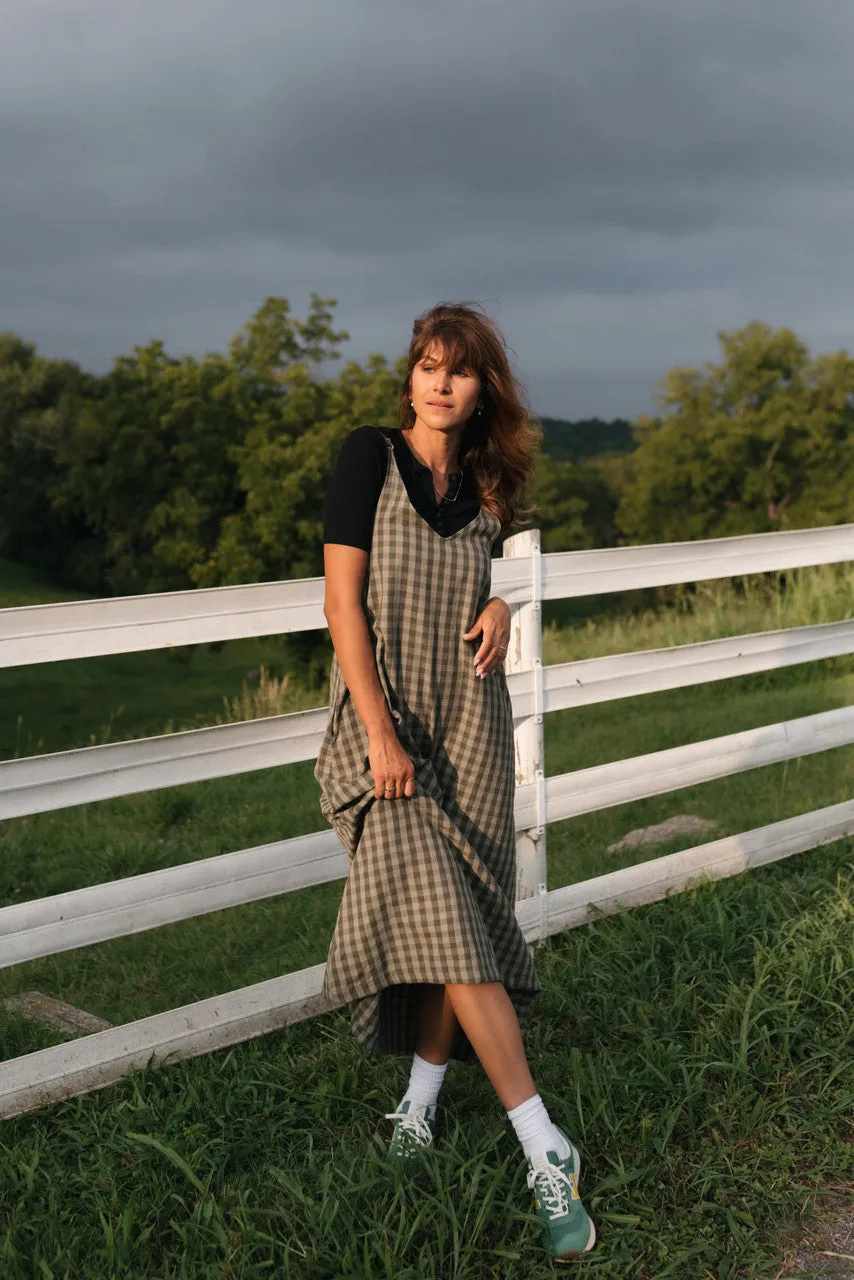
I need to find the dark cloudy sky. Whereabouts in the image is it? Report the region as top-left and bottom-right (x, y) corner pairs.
(3, 1), (854, 418)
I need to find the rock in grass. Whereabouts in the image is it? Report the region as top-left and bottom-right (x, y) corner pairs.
(607, 814), (718, 853)
(3, 990), (113, 1035)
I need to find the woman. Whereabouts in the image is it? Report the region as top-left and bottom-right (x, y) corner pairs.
(314, 302), (596, 1261)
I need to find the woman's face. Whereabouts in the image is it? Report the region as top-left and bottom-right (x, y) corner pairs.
(409, 341), (482, 432)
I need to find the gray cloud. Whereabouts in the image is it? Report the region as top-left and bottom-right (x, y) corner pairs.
(2, 0), (854, 416)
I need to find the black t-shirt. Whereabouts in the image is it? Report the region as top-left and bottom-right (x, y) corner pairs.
(322, 425), (489, 551)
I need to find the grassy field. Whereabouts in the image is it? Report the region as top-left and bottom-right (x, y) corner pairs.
(0, 556), (852, 1276)
(0, 555), (327, 762)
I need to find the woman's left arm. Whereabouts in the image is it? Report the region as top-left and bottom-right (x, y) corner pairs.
(461, 596), (512, 677)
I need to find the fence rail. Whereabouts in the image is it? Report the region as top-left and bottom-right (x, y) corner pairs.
(1, 521), (853, 1120)
(3, 522), (853, 669)
(3, 704), (854, 970)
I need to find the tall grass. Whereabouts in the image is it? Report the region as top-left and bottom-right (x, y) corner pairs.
(545, 562), (854, 664)
(160, 664), (296, 734)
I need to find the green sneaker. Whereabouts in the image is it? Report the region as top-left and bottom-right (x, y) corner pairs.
(383, 1098), (436, 1167)
(526, 1126), (597, 1262)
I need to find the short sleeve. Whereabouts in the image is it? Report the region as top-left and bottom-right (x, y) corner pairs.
(322, 425), (388, 551)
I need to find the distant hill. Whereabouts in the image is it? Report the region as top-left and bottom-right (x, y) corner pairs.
(536, 416), (636, 464)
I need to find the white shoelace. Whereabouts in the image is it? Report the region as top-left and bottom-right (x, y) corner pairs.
(384, 1106), (433, 1147)
(526, 1158), (576, 1220)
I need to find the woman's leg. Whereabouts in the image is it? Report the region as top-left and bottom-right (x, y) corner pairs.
(437, 982), (597, 1258)
(444, 980), (576, 1162)
(408, 981), (573, 1168)
(413, 982), (458, 1064)
(387, 985), (453, 1119)
(443, 980), (536, 1109)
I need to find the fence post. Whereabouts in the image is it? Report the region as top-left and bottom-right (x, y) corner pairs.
(503, 528), (547, 950)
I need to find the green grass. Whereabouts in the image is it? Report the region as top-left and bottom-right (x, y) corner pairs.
(1, 556), (852, 1275)
(0, 556), (328, 761)
(0, 555), (93, 608)
(545, 560), (854, 661)
(0, 839), (851, 1277)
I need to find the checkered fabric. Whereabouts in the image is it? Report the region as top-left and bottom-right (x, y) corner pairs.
(314, 427), (541, 1063)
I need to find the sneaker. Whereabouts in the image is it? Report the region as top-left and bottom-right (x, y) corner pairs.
(526, 1125), (597, 1261)
(383, 1098), (436, 1167)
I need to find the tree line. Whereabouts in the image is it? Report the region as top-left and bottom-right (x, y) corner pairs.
(1, 296), (852, 602)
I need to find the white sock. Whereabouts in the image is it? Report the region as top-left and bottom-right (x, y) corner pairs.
(402, 1051), (448, 1111)
(507, 1092), (572, 1162)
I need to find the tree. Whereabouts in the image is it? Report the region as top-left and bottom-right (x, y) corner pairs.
(617, 321), (854, 544)
(52, 295), (350, 594)
(210, 351), (402, 588)
(0, 333), (94, 579)
(527, 451), (620, 552)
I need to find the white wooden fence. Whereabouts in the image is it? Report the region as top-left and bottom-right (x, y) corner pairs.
(1, 522), (853, 1121)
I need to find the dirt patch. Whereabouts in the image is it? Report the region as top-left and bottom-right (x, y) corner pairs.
(776, 1191), (854, 1278)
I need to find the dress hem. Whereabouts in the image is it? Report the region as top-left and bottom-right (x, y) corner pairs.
(322, 969), (541, 1008)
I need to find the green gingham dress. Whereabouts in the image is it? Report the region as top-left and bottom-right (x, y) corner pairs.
(314, 427), (541, 1064)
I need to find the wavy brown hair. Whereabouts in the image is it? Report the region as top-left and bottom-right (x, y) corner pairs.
(396, 301), (543, 535)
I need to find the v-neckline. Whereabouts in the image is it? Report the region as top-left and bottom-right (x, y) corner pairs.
(398, 426), (462, 496)
(381, 429), (488, 542)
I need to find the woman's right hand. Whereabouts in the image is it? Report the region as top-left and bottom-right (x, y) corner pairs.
(368, 727), (416, 800)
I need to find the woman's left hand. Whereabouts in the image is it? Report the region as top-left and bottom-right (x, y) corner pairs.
(461, 597), (512, 677)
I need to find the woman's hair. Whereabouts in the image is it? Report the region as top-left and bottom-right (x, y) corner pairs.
(397, 301), (543, 535)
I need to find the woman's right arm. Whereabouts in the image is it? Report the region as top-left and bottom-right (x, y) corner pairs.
(322, 545), (416, 800)
(321, 544), (397, 742)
